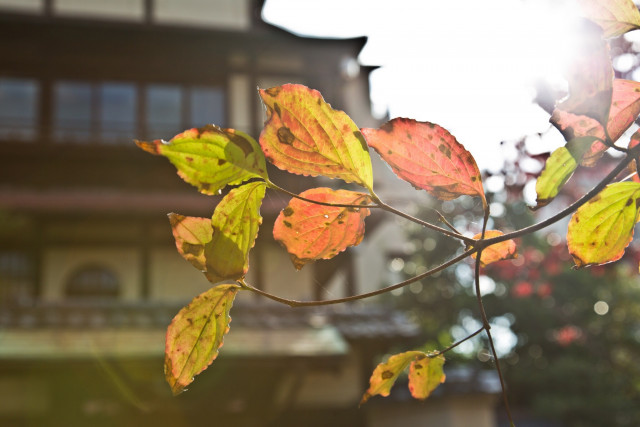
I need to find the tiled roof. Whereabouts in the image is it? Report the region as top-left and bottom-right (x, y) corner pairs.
(0, 300), (420, 341)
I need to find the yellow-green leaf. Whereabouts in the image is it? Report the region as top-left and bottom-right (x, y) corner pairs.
(204, 182), (266, 283)
(567, 182), (640, 267)
(534, 137), (597, 208)
(164, 284), (240, 395)
(360, 350), (424, 405)
(168, 213), (213, 271)
(408, 354), (446, 400)
(578, 0), (640, 38)
(259, 84), (374, 191)
(136, 125), (268, 195)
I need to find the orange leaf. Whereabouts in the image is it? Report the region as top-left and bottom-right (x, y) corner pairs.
(361, 118), (485, 204)
(471, 230), (517, 266)
(273, 188), (371, 270)
(168, 213), (213, 272)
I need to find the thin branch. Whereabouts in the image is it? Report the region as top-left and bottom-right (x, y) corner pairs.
(267, 180), (379, 210)
(239, 248), (476, 307)
(436, 326), (485, 356)
(474, 206), (515, 426)
(480, 151), (638, 248)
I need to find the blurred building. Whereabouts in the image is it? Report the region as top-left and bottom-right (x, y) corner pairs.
(0, 1), (497, 426)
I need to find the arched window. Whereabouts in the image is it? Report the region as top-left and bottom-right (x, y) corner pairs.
(65, 264), (119, 299)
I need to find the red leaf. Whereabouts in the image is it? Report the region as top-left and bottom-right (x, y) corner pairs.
(361, 118), (485, 203)
(273, 188), (371, 270)
(551, 79), (640, 166)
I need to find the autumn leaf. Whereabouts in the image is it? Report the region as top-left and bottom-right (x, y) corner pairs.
(408, 353), (446, 400)
(204, 181), (266, 283)
(471, 230), (517, 266)
(361, 351), (445, 404)
(534, 137), (598, 208)
(554, 22), (612, 126)
(164, 284), (240, 395)
(168, 213), (213, 271)
(577, 0), (640, 38)
(258, 84), (373, 190)
(628, 129), (640, 182)
(273, 188), (371, 270)
(361, 118), (485, 204)
(551, 79), (640, 166)
(567, 182), (640, 267)
(136, 125), (268, 195)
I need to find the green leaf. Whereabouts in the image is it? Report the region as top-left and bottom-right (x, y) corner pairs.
(136, 125), (268, 195)
(362, 118), (485, 204)
(578, 0), (640, 38)
(259, 84), (374, 191)
(567, 182), (640, 267)
(408, 354), (446, 400)
(168, 213), (213, 271)
(273, 188), (371, 270)
(204, 181), (266, 283)
(534, 137), (597, 208)
(164, 284), (240, 395)
(361, 351), (425, 405)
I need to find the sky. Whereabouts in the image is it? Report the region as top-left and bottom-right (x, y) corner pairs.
(262, 0), (583, 173)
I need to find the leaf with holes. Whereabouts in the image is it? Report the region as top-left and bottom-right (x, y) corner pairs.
(360, 351), (425, 405)
(273, 188), (371, 270)
(567, 182), (640, 267)
(551, 79), (640, 166)
(534, 137), (598, 208)
(204, 181), (266, 283)
(136, 125), (268, 195)
(168, 213), (213, 271)
(259, 84), (373, 190)
(361, 118), (485, 205)
(165, 284), (240, 395)
(554, 22), (612, 126)
(470, 230), (517, 266)
(578, 0), (640, 37)
(408, 353), (446, 400)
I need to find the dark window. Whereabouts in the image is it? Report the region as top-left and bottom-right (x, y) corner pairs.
(190, 86), (225, 128)
(0, 251), (35, 305)
(0, 78), (39, 140)
(100, 82), (137, 143)
(53, 81), (92, 142)
(66, 265), (119, 300)
(146, 84), (182, 139)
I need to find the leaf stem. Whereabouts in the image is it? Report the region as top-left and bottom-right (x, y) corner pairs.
(268, 179), (475, 244)
(436, 326), (485, 356)
(239, 248), (475, 307)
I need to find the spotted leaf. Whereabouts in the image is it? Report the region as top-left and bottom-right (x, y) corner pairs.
(408, 353), (446, 400)
(471, 230), (517, 266)
(360, 351), (425, 405)
(259, 84), (373, 190)
(273, 188), (371, 270)
(204, 181), (265, 283)
(165, 284), (240, 395)
(136, 125), (268, 195)
(361, 118), (485, 205)
(552, 79), (640, 166)
(168, 213), (213, 271)
(567, 182), (640, 267)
